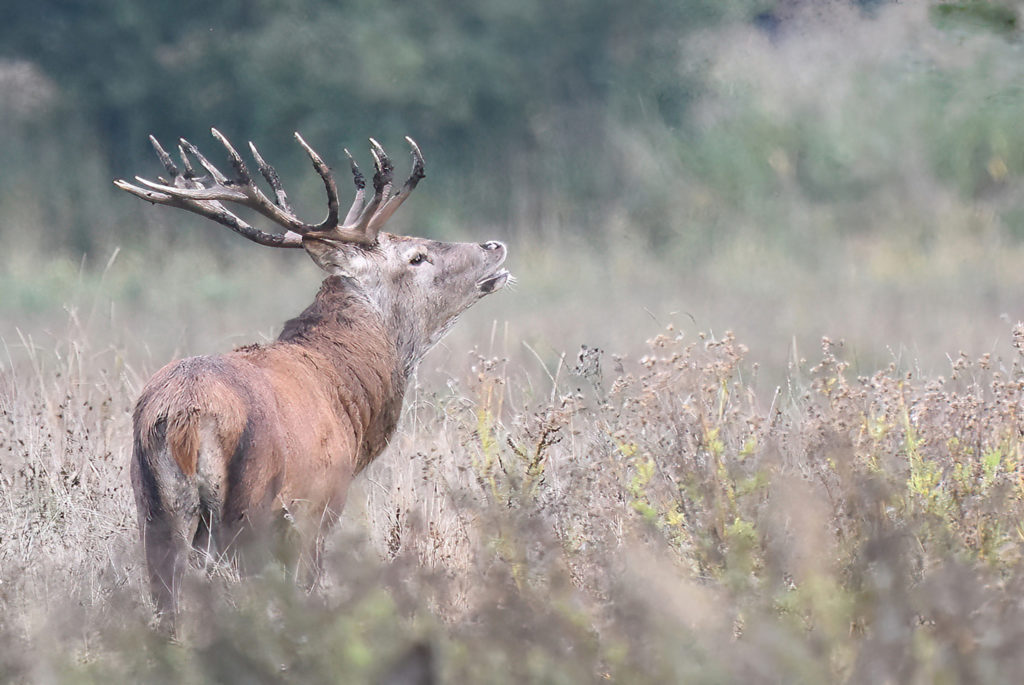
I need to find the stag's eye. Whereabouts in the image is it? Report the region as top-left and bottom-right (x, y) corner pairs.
(409, 253), (429, 265)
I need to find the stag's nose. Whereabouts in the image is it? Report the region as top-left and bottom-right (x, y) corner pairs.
(480, 240), (504, 251)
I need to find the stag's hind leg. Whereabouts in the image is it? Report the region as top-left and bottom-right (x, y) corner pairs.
(131, 444), (201, 632)
(140, 514), (192, 629)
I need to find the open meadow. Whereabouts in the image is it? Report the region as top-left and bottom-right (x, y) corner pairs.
(5, 3), (1024, 682)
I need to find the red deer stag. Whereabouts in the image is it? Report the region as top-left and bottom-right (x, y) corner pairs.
(115, 129), (509, 624)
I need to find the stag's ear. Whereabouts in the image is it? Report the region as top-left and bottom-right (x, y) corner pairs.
(302, 235), (377, 278)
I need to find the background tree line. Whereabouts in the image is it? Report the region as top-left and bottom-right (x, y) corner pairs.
(0, 0), (942, 253)
(0, 0), (734, 251)
(0, 0), (1021, 265)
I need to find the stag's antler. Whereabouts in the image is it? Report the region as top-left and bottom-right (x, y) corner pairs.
(114, 130), (426, 248)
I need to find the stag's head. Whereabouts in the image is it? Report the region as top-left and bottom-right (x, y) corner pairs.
(307, 232), (508, 356)
(115, 130), (509, 361)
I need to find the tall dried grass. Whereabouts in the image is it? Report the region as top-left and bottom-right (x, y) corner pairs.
(5, 304), (1024, 682)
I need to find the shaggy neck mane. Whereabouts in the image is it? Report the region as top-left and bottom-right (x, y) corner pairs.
(276, 275), (406, 471)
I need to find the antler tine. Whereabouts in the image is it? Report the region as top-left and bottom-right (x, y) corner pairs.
(366, 137), (427, 231)
(368, 137), (394, 202)
(180, 137), (230, 185)
(211, 128), (253, 185)
(346, 149), (367, 190)
(293, 132), (340, 233)
(249, 140), (295, 214)
(343, 141), (393, 239)
(177, 144), (197, 178)
(114, 178), (172, 203)
(341, 149), (366, 226)
(149, 135), (179, 178)
(132, 176), (246, 202)
(405, 136), (426, 185)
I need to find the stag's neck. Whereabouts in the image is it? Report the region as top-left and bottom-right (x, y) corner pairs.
(276, 276), (410, 469)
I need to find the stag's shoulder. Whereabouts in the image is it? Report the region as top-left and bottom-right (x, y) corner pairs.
(278, 276), (383, 343)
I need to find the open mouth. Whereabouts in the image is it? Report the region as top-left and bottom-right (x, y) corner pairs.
(477, 268), (510, 294)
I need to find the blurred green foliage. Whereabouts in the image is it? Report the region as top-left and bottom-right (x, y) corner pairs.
(931, 1), (1019, 35)
(1, 0), (1024, 329)
(0, 0), (747, 145)
(0, 0), (758, 249)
